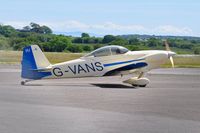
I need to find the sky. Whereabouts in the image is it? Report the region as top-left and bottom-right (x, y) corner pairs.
(0, 0), (200, 36)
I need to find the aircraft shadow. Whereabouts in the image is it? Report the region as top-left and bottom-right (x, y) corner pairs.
(22, 83), (136, 89)
(91, 83), (136, 89)
(23, 84), (93, 87)
(23, 84), (43, 86)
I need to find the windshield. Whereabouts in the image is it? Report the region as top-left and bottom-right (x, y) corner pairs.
(84, 45), (129, 57)
(111, 46), (129, 55)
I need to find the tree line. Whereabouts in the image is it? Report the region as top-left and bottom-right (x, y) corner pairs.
(0, 22), (200, 54)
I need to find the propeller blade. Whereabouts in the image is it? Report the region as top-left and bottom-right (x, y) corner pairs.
(165, 40), (175, 68)
(169, 56), (174, 68)
(164, 40), (171, 51)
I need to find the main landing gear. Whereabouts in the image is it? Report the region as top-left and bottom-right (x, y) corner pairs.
(123, 72), (150, 87)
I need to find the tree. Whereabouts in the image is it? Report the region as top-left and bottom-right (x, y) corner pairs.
(93, 44), (103, 50)
(102, 35), (116, 43)
(180, 43), (193, 49)
(147, 38), (160, 47)
(22, 26), (31, 32)
(41, 26), (52, 34)
(109, 37), (128, 46)
(30, 22), (41, 33)
(94, 38), (102, 43)
(129, 38), (139, 45)
(126, 45), (139, 51)
(81, 33), (90, 38)
(83, 45), (93, 51)
(41, 35), (71, 52)
(0, 36), (10, 50)
(67, 45), (83, 53)
(30, 22), (52, 34)
(0, 25), (16, 37)
(82, 37), (90, 43)
(13, 42), (29, 50)
(73, 37), (83, 43)
(194, 47), (200, 54)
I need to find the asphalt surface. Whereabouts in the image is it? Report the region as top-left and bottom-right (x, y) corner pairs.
(0, 65), (200, 133)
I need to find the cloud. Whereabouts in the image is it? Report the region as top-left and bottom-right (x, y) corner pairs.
(90, 22), (147, 34)
(1, 20), (194, 36)
(43, 21), (90, 31)
(1, 21), (29, 29)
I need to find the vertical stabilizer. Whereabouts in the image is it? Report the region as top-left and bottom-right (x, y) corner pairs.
(21, 45), (52, 79)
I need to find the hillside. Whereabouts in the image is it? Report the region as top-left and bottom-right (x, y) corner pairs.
(0, 23), (200, 54)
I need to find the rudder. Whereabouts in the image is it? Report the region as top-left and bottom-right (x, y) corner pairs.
(21, 45), (52, 79)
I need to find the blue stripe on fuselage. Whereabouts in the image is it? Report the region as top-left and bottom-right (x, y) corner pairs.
(103, 62), (148, 76)
(103, 58), (145, 67)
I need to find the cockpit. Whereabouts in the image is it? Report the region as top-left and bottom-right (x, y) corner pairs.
(84, 45), (129, 57)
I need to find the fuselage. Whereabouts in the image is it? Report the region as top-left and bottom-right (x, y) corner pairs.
(47, 50), (173, 79)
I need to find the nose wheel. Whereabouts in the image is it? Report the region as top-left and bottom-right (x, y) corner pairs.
(123, 72), (149, 87)
(132, 84), (147, 87)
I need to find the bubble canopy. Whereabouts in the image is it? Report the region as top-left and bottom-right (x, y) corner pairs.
(84, 45), (129, 57)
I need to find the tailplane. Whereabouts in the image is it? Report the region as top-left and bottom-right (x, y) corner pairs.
(21, 45), (52, 79)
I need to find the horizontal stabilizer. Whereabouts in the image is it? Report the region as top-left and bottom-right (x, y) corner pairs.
(31, 66), (52, 72)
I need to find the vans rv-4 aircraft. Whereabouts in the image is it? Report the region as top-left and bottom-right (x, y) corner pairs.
(21, 41), (176, 87)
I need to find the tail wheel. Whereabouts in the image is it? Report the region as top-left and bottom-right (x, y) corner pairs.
(21, 81), (25, 85)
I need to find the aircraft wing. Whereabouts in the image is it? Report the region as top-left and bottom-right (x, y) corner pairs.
(103, 61), (148, 76)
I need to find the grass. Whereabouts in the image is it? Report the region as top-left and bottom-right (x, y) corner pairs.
(0, 50), (84, 64)
(0, 50), (200, 68)
(45, 52), (85, 64)
(0, 50), (22, 64)
(163, 55), (200, 68)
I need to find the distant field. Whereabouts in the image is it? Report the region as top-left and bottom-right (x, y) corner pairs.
(162, 55), (200, 68)
(0, 50), (200, 68)
(0, 50), (85, 64)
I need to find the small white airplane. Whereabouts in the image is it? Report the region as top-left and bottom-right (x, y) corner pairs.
(21, 41), (176, 87)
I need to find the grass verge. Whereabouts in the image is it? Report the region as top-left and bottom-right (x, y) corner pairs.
(0, 50), (84, 64)
(0, 50), (200, 68)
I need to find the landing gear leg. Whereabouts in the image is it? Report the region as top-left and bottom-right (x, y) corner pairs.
(137, 72), (144, 79)
(136, 72), (147, 87)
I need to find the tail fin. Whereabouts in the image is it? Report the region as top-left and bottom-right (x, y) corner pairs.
(21, 45), (52, 79)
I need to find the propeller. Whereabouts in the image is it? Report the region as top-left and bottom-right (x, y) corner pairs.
(164, 40), (176, 68)
(169, 56), (175, 68)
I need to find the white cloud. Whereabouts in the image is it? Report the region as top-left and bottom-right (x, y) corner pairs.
(43, 21), (90, 31)
(90, 22), (147, 34)
(1, 20), (194, 36)
(2, 21), (29, 29)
